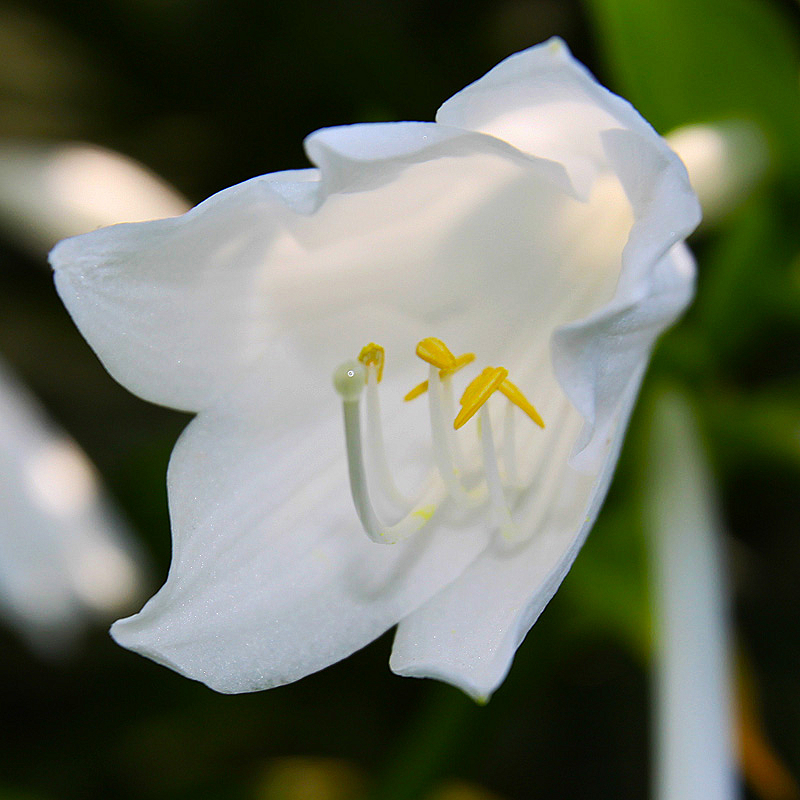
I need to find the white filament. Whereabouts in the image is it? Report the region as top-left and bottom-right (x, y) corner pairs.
(510, 407), (582, 544)
(426, 365), (473, 506)
(502, 401), (519, 487)
(479, 405), (515, 538)
(440, 374), (467, 473)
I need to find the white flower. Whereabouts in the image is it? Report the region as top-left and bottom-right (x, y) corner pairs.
(0, 356), (142, 652)
(50, 38), (700, 700)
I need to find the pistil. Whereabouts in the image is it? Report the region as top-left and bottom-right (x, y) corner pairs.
(334, 360), (441, 544)
(358, 344), (409, 513)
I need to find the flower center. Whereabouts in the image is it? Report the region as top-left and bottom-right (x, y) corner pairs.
(333, 338), (544, 545)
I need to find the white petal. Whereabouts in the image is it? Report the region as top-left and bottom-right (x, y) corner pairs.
(434, 40), (699, 474)
(51, 170), (323, 412)
(390, 369), (644, 700)
(52, 128), (584, 412)
(554, 127), (699, 471)
(390, 159), (697, 697)
(390, 226), (694, 698)
(96, 123), (638, 692)
(0, 357), (142, 651)
(111, 343), (494, 693)
(390, 239), (695, 699)
(553, 246), (695, 476)
(436, 38), (681, 200)
(305, 120), (573, 197)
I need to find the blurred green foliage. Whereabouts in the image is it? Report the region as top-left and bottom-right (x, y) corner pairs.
(0, 0), (799, 798)
(584, 0), (800, 173)
(583, 1), (800, 796)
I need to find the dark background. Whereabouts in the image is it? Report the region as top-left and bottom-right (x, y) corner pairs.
(1, 0), (799, 798)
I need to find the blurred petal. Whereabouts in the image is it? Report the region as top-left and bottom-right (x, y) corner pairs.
(645, 390), (736, 800)
(0, 356), (142, 651)
(667, 121), (769, 228)
(0, 141), (190, 254)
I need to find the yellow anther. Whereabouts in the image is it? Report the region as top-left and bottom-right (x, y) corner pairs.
(441, 352), (475, 378)
(461, 367), (494, 406)
(499, 379), (545, 428)
(454, 366), (508, 429)
(459, 367), (545, 429)
(358, 343), (385, 382)
(415, 337), (456, 370)
(404, 380), (429, 402)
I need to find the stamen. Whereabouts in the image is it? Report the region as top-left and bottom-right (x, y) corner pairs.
(498, 378), (545, 428)
(500, 377), (543, 486)
(503, 401), (519, 486)
(416, 337), (456, 370)
(439, 372), (467, 472)
(335, 341), (545, 546)
(358, 342), (385, 382)
(404, 381), (429, 402)
(479, 405), (515, 538)
(410, 338), (475, 501)
(454, 367), (508, 429)
(333, 360), (441, 544)
(426, 364), (472, 504)
(446, 352), (477, 376)
(509, 407), (582, 543)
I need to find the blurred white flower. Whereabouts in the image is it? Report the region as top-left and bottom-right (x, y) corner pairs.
(0, 140), (187, 649)
(51, 38), (700, 699)
(0, 140), (189, 254)
(667, 121), (768, 229)
(0, 357), (142, 652)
